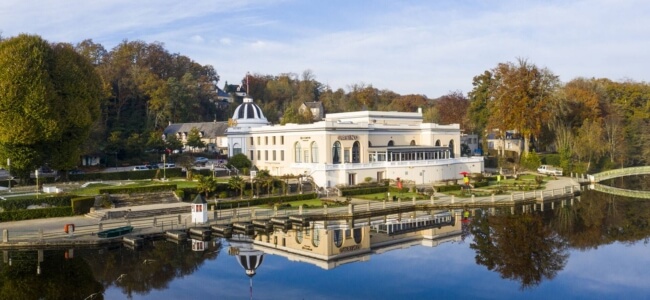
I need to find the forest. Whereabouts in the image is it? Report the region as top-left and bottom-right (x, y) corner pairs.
(0, 35), (648, 178)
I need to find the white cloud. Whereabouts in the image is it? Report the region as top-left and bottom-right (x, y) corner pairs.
(1, 0), (649, 97)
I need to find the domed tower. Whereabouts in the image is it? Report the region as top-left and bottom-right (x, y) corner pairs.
(232, 96), (268, 126)
(226, 96), (269, 158)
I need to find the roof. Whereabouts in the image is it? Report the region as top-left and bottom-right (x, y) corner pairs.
(192, 194), (207, 204)
(302, 101), (323, 109)
(163, 122), (229, 138)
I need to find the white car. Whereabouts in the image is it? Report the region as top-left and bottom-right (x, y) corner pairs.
(194, 157), (209, 165)
(133, 166), (149, 171)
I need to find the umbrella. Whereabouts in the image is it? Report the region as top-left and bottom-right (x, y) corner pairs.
(459, 171), (469, 176)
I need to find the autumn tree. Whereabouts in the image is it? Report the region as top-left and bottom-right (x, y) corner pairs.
(487, 59), (559, 156)
(185, 127), (206, 151)
(435, 91), (470, 129)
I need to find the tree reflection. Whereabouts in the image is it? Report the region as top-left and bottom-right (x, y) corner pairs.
(470, 209), (569, 289)
(0, 239), (222, 299)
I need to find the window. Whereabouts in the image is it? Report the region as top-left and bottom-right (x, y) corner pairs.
(388, 140), (394, 147)
(332, 141), (341, 164)
(273, 150), (276, 161)
(265, 136), (268, 145)
(344, 149), (350, 163)
(294, 142), (302, 163)
(257, 150), (260, 160)
(352, 141), (360, 163)
(273, 136), (276, 145)
(333, 229), (343, 248)
(281, 150), (285, 161)
(435, 140), (441, 146)
(281, 136), (284, 145)
(410, 140), (416, 146)
(249, 137), (254, 145)
(265, 150), (268, 160)
(257, 137), (261, 145)
(296, 229), (303, 244)
(353, 228), (362, 244)
(449, 139), (455, 158)
(250, 150), (254, 160)
(312, 229), (320, 247)
(233, 143), (242, 155)
(310, 142), (318, 163)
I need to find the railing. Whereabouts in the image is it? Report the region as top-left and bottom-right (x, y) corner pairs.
(2, 185), (581, 244)
(591, 166), (650, 182)
(590, 183), (650, 199)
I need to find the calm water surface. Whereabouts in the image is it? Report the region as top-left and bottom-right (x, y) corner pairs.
(2, 177), (649, 300)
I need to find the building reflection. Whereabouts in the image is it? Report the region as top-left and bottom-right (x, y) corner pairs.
(244, 211), (462, 270)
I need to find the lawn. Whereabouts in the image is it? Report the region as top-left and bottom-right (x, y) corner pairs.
(71, 179), (199, 196)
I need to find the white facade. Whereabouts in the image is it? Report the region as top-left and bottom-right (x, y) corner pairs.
(227, 101), (483, 188)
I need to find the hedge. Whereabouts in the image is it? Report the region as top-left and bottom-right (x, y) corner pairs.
(473, 181), (490, 188)
(217, 193), (318, 209)
(341, 186), (388, 196)
(0, 207), (73, 221)
(435, 185), (462, 192)
(68, 168), (184, 181)
(0, 195), (72, 211)
(98, 184), (177, 194)
(72, 196), (96, 215)
(388, 186), (410, 194)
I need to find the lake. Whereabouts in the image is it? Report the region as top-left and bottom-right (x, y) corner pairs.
(1, 176), (649, 300)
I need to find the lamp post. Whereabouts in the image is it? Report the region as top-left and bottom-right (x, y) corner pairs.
(6, 158), (10, 193)
(35, 169), (39, 198)
(162, 153), (167, 181)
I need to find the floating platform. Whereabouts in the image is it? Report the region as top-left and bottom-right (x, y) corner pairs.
(252, 220), (273, 230)
(165, 230), (187, 241)
(122, 236), (143, 248)
(188, 227), (211, 239)
(97, 226), (134, 238)
(233, 222), (254, 234)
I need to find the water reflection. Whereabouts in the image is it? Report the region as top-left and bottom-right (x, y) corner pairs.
(2, 187), (650, 298)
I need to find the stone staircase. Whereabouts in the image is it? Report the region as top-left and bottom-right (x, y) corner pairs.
(85, 191), (189, 221)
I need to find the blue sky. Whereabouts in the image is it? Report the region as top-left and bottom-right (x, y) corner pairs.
(1, 0), (649, 97)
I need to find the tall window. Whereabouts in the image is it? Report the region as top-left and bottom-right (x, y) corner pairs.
(249, 137), (254, 145)
(294, 142), (302, 163)
(352, 141), (360, 163)
(388, 140), (394, 147)
(265, 136), (268, 145)
(310, 142), (319, 163)
(233, 143), (242, 155)
(449, 139), (455, 158)
(265, 150), (268, 160)
(281, 150), (284, 161)
(273, 136), (276, 145)
(249, 150), (254, 160)
(281, 136), (284, 145)
(332, 141), (341, 164)
(273, 150), (276, 161)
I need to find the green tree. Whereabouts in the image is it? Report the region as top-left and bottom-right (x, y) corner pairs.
(186, 127), (206, 151)
(467, 70), (494, 150)
(165, 135), (184, 153)
(227, 153), (252, 171)
(228, 175), (246, 199)
(0, 35), (101, 180)
(194, 174), (218, 198)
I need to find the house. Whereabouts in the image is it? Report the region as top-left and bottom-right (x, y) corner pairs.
(299, 101), (325, 121)
(486, 130), (523, 156)
(163, 121), (229, 155)
(460, 133), (481, 156)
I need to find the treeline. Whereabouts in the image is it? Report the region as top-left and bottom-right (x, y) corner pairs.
(1, 34), (648, 176)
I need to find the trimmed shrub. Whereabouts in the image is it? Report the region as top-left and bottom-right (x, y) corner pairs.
(436, 185), (462, 192)
(71, 196), (96, 215)
(0, 195), (72, 211)
(341, 186), (388, 196)
(68, 168), (184, 181)
(0, 207), (73, 221)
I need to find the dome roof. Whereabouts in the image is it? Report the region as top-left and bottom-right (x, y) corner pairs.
(232, 96), (268, 126)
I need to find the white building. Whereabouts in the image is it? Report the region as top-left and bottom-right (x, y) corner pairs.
(227, 97), (483, 188)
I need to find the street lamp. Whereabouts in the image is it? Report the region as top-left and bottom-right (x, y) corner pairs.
(35, 169), (39, 197)
(6, 158), (10, 193)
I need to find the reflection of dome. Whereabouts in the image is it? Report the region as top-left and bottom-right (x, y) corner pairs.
(230, 235), (265, 278)
(232, 96), (268, 126)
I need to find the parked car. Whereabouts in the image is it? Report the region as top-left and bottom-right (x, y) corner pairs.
(159, 163), (176, 168)
(146, 164), (159, 169)
(133, 166), (149, 171)
(537, 165), (563, 176)
(194, 157), (209, 165)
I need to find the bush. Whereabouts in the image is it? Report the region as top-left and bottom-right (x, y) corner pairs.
(0, 207), (73, 221)
(436, 185), (462, 192)
(0, 195), (72, 211)
(341, 186), (388, 196)
(541, 153), (561, 166)
(68, 168), (184, 181)
(521, 151), (542, 171)
(71, 196), (96, 215)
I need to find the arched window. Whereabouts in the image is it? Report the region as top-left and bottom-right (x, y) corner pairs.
(311, 142), (319, 163)
(410, 140), (416, 146)
(332, 141), (341, 164)
(352, 141), (360, 163)
(353, 228), (362, 244)
(233, 143), (242, 155)
(333, 229), (343, 247)
(312, 228), (320, 247)
(387, 140), (394, 147)
(294, 142), (302, 163)
(435, 140), (441, 146)
(449, 139), (455, 158)
(295, 228), (303, 244)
